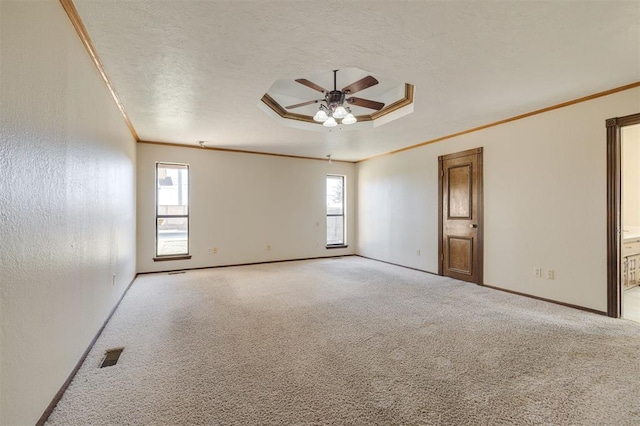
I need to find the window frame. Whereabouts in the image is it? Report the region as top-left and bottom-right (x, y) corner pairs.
(326, 174), (347, 249)
(154, 162), (192, 261)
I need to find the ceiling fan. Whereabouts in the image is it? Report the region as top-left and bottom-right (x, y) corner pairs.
(285, 70), (385, 127)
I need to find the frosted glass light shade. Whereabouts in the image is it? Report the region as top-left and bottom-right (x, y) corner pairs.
(342, 113), (357, 125)
(313, 109), (328, 122)
(333, 106), (348, 118)
(323, 116), (338, 127)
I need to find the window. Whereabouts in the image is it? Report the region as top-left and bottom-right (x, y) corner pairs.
(156, 163), (189, 258)
(326, 175), (346, 247)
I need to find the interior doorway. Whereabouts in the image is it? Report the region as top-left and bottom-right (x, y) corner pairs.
(621, 123), (640, 322)
(438, 147), (484, 285)
(606, 113), (640, 318)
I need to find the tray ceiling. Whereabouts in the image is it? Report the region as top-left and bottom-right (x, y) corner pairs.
(72, 0), (640, 161)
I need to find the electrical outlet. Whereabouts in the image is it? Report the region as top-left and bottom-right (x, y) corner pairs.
(547, 269), (555, 280)
(213, 247), (217, 254)
(534, 268), (542, 278)
(112, 274), (116, 286)
(267, 245), (271, 251)
(207, 247), (212, 255)
(416, 249), (421, 256)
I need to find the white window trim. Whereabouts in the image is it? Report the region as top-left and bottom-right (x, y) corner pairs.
(326, 174), (347, 248)
(154, 162), (191, 261)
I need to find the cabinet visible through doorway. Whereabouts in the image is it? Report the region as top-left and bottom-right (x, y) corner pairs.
(623, 238), (640, 289)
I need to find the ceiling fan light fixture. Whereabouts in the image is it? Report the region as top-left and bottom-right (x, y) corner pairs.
(323, 116), (338, 127)
(284, 69), (385, 128)
(342, 113), (357, 125)
(333, 105), (348, 119)
(313, 109), (329, 122)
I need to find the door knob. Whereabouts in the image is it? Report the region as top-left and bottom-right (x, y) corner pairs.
(469, 224), (477, 228)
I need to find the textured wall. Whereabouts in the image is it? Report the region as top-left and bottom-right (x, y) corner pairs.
(137, 143), (355, 273)
(358, 88), (640, 312)
(0, 1), (137, 424)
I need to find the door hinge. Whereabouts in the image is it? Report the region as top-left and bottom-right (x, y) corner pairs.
(440, 169), (444, 177)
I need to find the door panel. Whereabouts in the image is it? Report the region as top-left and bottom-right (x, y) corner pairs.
(447, 236), (473, 275)
(448, 165), (472, 218)
(439, 148), (483, 284)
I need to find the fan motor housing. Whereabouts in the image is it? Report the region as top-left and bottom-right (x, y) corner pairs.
(326, 90), (345, 106)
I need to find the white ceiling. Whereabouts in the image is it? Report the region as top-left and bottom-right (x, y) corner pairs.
(73, 0), (640, 162)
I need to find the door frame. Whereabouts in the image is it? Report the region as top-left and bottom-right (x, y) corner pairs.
(438, 147), (484, 285)
(606, 113), (640, 317)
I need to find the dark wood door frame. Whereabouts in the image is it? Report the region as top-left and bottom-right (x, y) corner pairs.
(606, 113), (640, 318)
(438, 147), (484, 285)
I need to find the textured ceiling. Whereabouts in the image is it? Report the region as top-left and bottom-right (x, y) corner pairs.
(73, 0), (640, 161)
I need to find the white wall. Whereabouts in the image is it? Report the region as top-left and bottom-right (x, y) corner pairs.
(358, 87), (640, 312)
(623, 124), (640, 228)
(137, 143), (356, 273)
(0, 2), (137, 425)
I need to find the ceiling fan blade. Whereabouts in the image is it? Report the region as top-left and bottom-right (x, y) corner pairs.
(295, 79), (328, 93)
(347, 97), (385, 111)
(342, 76), (379, 94)
(285, 99), (322, 109)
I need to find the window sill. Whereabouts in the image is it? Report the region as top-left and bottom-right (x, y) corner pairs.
(153, 255), (192, 262)
(326, 245), (348, 250)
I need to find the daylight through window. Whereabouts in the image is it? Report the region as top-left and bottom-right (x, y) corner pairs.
(326, 175), (345, 246)
(156, 163), (189, 257)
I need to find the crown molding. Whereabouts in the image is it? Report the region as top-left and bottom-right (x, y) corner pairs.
(59, 0), (139, 141)
(359, 81), (640, 163)
(137, 140), (356, 164)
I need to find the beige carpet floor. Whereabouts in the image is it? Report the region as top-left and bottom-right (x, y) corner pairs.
(47, 256), (640, 425)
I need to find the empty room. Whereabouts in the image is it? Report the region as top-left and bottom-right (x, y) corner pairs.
(2, 0), (640, 425)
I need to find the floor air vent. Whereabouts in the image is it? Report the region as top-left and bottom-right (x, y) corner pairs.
(100, 348), (123, 368)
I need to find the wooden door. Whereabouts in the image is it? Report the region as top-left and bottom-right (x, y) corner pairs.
(439, 148), (483, 284)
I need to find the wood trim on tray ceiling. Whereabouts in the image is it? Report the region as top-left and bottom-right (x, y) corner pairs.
(59, 0), (139, 141)
(260, 84), (414, 124)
